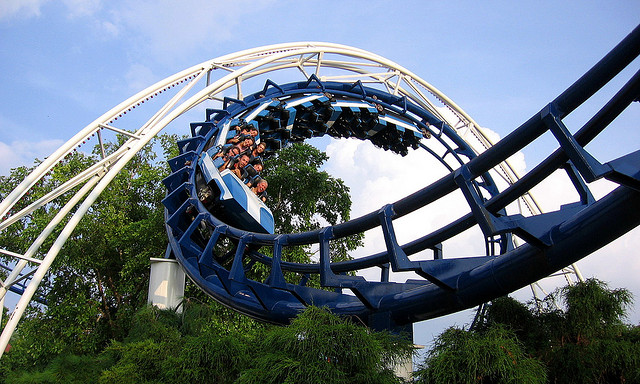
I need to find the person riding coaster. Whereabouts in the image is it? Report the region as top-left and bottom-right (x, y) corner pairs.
(196, 144), (274, 234)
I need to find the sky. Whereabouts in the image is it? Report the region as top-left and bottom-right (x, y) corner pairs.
(1, 0), (640, 357)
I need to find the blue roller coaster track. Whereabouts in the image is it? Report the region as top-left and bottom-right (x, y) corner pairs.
(1, 27), (639, 355)
(163, 27), (640, 328)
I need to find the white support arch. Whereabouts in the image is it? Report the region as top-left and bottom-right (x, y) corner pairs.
(0, 42), (581, 358)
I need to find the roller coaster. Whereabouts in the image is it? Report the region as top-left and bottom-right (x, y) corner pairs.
(1, 26), (639, 356)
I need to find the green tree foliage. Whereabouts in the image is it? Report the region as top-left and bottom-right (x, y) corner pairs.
(262, 142), (363, 264)
(235, 306), (415, 384)
(2, 300), (261, 383)
(5, 354), (111, 384)
(1, 137), (377, 381)
(417, 279), (640, 384)
(414, 326), (546, 384)
(558, 278), (633, 341)
(4, 304), (412, 384)
(543, 279), (639, 384)
(98, 300), (260, 384)
(263, 142), (353, 233)
(0, 135), (175, 370)
(479, 296), (555, 356)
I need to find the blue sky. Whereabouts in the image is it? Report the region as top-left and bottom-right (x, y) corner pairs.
(1, 1), (639, 169)
(2, 1), (640, 352)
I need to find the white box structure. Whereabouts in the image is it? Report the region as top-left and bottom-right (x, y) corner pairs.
(148, 258), (185, 312)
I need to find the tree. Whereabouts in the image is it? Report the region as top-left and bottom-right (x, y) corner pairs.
(98, 300), (261, 384)
(235, 306), (415, 384)
(263, 142), (352, 234)
(414, 325), (546, 384)
(3, 301), (261, 384)
(416, 279), (640, 384)
(262, 142), (363, 264)
(542, 279), (640, 384)
(477, 296), (556, 358)
(0, 135), (175, 371)
(5, 353), (111, 384)
(1, 138), (370, 380)
(4, 303), (414, 383)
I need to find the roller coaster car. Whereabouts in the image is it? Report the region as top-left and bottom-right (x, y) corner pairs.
(196, 151), (275, 234)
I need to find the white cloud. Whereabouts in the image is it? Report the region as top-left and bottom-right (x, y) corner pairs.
(125, 63), (157, 93)
(0, 139), (64, 175)
(110, 0), (276, 62)
(23, 68), (103, 112)
(322, 122), (640, 325)
(325, 138), (449, 217)
(61, 0), (101, 18)
(0, 0), (49, 20)
(0, 0), (102, 22)
(100, 20), (120, 38)
(324, 135), (485, 285)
